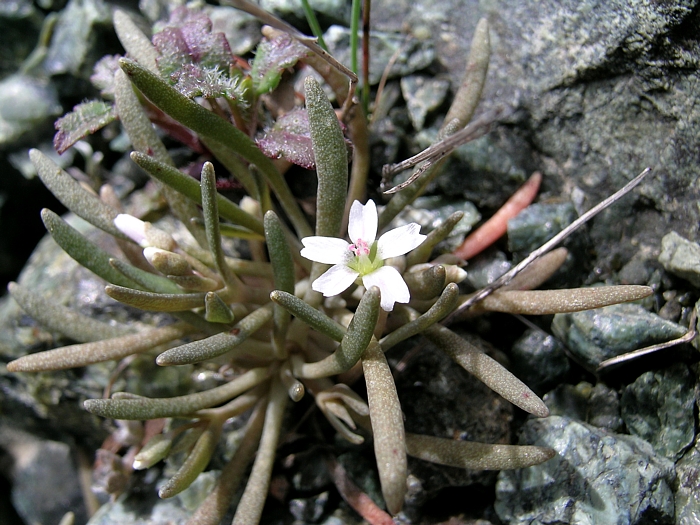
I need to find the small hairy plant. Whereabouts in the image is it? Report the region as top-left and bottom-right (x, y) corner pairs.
(7, 3), (658, 524)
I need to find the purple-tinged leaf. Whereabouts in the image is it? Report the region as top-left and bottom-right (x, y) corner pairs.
(54, 101), (117, 154)
(90, 55), (122, 98)
(153, 7), (234, 80)
(257, 109), (315, 169)
(250, 34), (309, 95)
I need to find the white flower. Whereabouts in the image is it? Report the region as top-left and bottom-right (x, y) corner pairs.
(300, 200), (426, 311)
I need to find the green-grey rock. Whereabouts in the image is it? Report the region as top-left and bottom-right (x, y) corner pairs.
(544, 382), (624, 432)
(507, 201), (577, 254)
(495, 416), (676, 525)
(400, 75), (450, 130)
(675, 435), (700, 525)
(511, 328), (570, 395)
(658, 231), (700, 288)
(621, 363), (696, 461)
(551, 303), (687, 369)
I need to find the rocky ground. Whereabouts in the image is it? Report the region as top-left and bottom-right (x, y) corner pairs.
(0, 0), (699, 524)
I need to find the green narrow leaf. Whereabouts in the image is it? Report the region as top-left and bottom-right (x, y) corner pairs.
(113, 10), (159, 73)
(380, 284), (459, 352)
(8, 282), (130, 343)
(305, 76), (348, 238)
(295, 286), (380, 378)
(270, 290), (346, 342)
(406, 212), (465, 266)
(159, 423), (222, 498)
(232, 377), (288, 525)
(130, 152), (264, 235)
(32, 151), (125, 240)
(7, 323), (191, 372)
(41, 209), (142, 289)
(119, 58), (312, 238)
(108, 258), (184, 294)
(105, 285), (206, 311)
(200, 163), (240, 295)
(156, 303), (274, 365)
(403, 265), (446, 301)
(424, 324), (549, 417)
(205, 291), (235, 324)
(362, 340), (407, 516)
(405, 433), (555, 470)
(83, 367), (269, 419)
(265, 211), (295, 359)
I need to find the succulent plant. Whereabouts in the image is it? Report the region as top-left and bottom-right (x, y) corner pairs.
(6, 3), (659, 524)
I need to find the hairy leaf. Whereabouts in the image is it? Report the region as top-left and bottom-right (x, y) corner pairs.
(256, 109), (315, 169)
(53, 101), (117, 154)
(250, 33), (308, 95)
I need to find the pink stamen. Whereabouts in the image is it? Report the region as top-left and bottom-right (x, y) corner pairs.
(349, 238), (370, 257)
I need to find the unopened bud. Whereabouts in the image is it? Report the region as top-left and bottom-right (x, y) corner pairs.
(143, 247), (192, 276)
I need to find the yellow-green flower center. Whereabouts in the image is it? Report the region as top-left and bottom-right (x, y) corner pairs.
(347, 239), (383, 276)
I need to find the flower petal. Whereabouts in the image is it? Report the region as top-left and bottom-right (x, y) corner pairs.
(115, 214), (148, 246)
(376, 223), (426, 259)
(348, 200), (378, 245)
(312, 264), (359, 297)
(362, 266), (410, 311)
(301, 236), (352, 264)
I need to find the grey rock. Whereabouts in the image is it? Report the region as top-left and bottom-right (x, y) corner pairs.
(495, 416), (676, 525)
(510, 328), (570, 395)
(587, 382), (624, 432)
(400, 75), (450, 130)
(324, 25), (435, 86)
(551, 303), (687, 369)
(658, 231), (700, 288)
(2, 430), (87, 525)
(675, 435), (700, 525)
(621, 363), (696, 461)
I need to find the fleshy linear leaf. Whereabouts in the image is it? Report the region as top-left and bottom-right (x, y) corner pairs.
(156, 303), (274, 365)
(53, 100), (117, 154)
(406, 211), (464, 266)
(265, 211), (295, 359)
(184, 399), (266, 525)
(477, 285), (653, 315)
(270, 290), (346, 342)
(32, 150), (125, 240)
(130, 152), (264, 235)
(7, 323), (191, 372)
(306, 76), (349, 238)
(380, 284), (459, 352)
(119, 58), (312, 238)
(405, 433), (555, 470)
(41, 209), (143, 290)
(105, 285), (206, 312)
(362, 340), (407, 516)
(113, 9), (159, 73)
(8, 282), (131, 343)
(84, 367), (269, 419)
(232, 377), (288, 525)
(424, 324), (549, 417)
(294, 287), (380, 378)
(159, 423), (222, 498)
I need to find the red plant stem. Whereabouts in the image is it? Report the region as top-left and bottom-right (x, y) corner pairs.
(453, 171), (542, 260)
